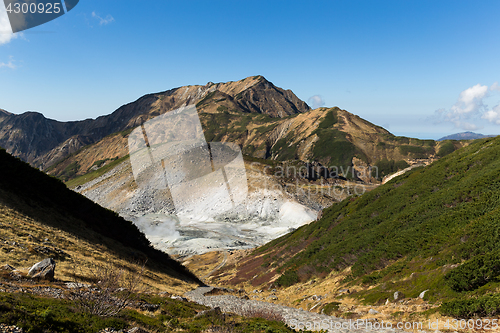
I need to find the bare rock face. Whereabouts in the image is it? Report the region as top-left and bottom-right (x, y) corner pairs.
(28, 258), (56, 281)
(233, 77), (310, 117)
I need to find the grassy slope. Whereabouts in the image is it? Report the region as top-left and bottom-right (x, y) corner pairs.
(0, 148), (201, 285)
(0, 291), (300, 333)
(229, 136), (500, 314)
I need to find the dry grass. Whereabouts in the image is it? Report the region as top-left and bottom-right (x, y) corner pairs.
(0, 204), (197, 295)
(179, 251), (225, 278)
(203, 251), (457, 332)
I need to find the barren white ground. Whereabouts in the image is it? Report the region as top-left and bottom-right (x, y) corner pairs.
(76, 159), (319, 256)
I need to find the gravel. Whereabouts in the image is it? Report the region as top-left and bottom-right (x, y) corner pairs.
(186, 286), (409, 333)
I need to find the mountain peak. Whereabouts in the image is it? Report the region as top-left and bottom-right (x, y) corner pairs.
(0, 76), (310, 166)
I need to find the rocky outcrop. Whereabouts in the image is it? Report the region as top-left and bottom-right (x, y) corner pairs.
(28, 258), (56, 281)
(232, 77), (310, 117)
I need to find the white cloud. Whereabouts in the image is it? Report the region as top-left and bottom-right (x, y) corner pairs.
(0, 4), (18, 45)
(431, 83), (500, 130)
(491, 82), (500, 92)
(482, 104), (500, 125)
(0, 55), (15, 69)
(450, 84), (489, 114)
(307, 95), (325, 109)
(91, 11), (115, 25)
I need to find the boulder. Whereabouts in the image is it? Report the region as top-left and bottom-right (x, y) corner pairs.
(419, 290), (429, 299)
(28, 258), (55, 281)
(195, 307), (223, 318)
(393, 291), (405, 300)
(368, 309), (379, 315)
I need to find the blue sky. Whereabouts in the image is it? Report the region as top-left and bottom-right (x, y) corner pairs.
(1, 0), (499, 140)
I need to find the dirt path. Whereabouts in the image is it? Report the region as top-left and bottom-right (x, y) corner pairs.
(202, 250), (228, 280)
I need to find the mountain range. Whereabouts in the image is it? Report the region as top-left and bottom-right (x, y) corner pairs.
(0, 76), (471, 257)
(1, 76), (466, 179)
(0, 76), (308, 169)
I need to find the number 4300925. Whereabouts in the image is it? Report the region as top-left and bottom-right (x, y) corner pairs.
(5, 2), (61, 14)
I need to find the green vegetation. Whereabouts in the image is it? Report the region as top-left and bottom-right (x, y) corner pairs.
(398, 145), (434, 158)
(66, 155), (129, 188)
(308, 108), (367, 169)
(437, 141), (457, 157)
(86, 156), (120, 173)
(217, 105), (229, 112)
(444, 251), (500, 292)
(312, 130), (360, 170)
(0, 292), (298, 333)
(253, 137), (500, 315)
(271, 134), (298, 161)
(60, 161), (80, 181)
(92, 158), (110, 169)
(276, 270), (299, 287)
(317, 108), (337, 129)
(321, 302), (341, 316)
(195, 91), (217, 108)
(373, 159), (409, 180)
(0, 292), (127, 333)
(440, 294), (500, 318)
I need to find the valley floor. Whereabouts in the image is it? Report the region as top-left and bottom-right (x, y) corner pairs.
(184, 250), (494, 333)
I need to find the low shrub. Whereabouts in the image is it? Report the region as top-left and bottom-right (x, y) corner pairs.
(276, 270), (299, 287)
(445, 253), (500, 292)
(440, 294), (500, 318)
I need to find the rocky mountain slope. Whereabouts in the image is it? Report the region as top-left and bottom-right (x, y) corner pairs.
(0, 76), (309, 169)
(211, 136), (500, 318)
(2, 75), (465, 180)
(46, 105), (465, 185)
(0, 148), (201, 289)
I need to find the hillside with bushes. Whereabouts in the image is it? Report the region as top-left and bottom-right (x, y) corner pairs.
(216, 136), (500, 318)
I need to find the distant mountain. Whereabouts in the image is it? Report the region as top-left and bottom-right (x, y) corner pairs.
(0, 76), (309, 169)
(1, 76), (468, 179)
(438, 131), (496, 141)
